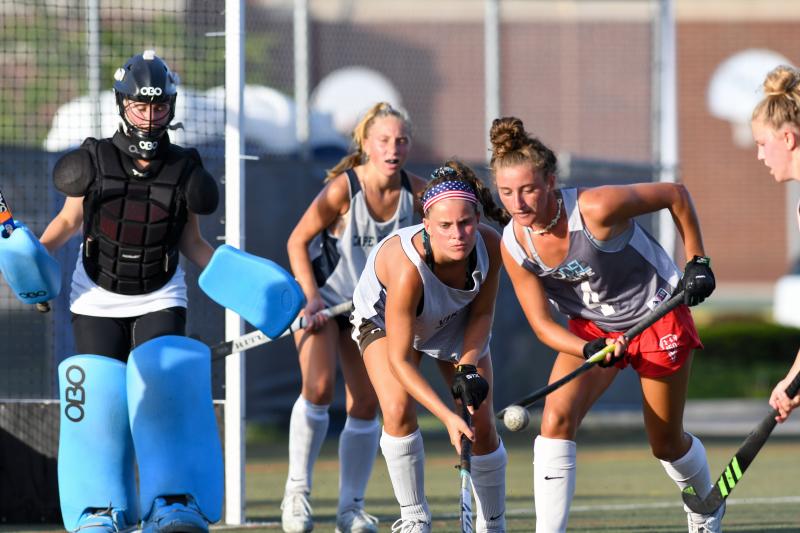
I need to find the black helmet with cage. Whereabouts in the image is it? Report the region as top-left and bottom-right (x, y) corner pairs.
(113, 49), (179, 159)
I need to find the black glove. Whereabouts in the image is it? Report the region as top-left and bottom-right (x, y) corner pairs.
(582, 337), (622, 368)
(451, 364), (489, 410)
(678, 255), (715, 307)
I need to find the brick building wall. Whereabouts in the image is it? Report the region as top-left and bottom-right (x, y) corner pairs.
(257, 0), (799, 291)
(679, 19), (799, 283)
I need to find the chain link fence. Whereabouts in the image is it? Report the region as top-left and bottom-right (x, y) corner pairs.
(1, 0), (661, 408)
(1, 0), (227, 398)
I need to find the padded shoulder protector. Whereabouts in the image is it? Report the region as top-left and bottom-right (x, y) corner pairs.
(185, 164), (219, 215)
(172, 146), (218, 215)
(53, 144), (96, 197)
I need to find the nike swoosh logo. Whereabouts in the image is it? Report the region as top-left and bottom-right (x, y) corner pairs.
(489, 511), (505, 521)
(354, 498), (364, 503)
(544, 476), (564, 480)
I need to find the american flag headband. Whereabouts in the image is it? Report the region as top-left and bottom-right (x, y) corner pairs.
(422, 178), (478, 213)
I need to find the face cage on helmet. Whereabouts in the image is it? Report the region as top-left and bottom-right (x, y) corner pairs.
(115, 91), (177, 142)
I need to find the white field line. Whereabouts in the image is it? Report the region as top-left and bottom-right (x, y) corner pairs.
(209, 495), (800, 528)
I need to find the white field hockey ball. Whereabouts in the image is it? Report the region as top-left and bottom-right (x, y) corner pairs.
(503, 405), (530, 432)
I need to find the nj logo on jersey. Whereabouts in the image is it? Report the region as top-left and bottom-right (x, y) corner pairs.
(551, 259), (595, 282)
(648, 287), (671, 311)
(659, 333), (679, 362)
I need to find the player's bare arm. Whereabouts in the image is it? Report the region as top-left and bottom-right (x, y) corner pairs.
(178, 213), (214, 269)
(40, 196), (84, 253)
(287, 173), (351, 327)
(578, 183), (706, 257)
(459, 225), (502, 366)
(500, 240), (585, 358)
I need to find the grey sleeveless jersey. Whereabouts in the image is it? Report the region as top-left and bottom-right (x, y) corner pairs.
(309, 169), (416, 306)
(351, 224), (491, 362)
(502, 188), (681, 331)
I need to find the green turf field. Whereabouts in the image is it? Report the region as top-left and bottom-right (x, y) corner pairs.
(5, 426), (796, 532)
(228, 427), (799, 532)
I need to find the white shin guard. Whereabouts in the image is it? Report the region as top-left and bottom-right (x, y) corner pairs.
(660, 433), (713, 501)
(471, 441), (508, 533)
(533, 436), (576, 533)
(286, 396), (330, 495)
(380, 428), (430, 524)
(337, 415), (380, 513)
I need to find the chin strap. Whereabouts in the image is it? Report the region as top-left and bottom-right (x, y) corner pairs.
(112, 129), (170, 160)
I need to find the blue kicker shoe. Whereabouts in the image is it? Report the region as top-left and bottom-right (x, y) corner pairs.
(141, 496), (209, 533)
(73, 506), (137, 533)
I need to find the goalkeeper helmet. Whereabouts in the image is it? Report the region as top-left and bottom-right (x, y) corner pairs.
(113, 50), (178, 159)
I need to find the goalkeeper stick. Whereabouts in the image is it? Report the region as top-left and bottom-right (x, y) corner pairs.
(209, 300), (353, 360)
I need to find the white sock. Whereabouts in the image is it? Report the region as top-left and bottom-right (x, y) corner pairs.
(660, 433), (713, 503)
(471, 440), (508, 533)
(379, 428), (430, 523)
(285, 395), (330, 495)
(533, 436), (576, 533)
(337, 415), (380, 513)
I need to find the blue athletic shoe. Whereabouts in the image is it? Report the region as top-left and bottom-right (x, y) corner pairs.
(73, 506), (137, 532)
(141, 496), (209, 533)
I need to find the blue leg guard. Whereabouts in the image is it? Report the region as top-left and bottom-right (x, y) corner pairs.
(58, 355), (138, 532)
(127, 335), (223, 530)
(0, 222), (60, 304)
(198, 244), (304, 338)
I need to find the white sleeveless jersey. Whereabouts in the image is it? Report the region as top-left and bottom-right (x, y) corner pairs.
(309, 169), (416, 306)
(351, 224), (491, 362)
(502, 188), (681, 331)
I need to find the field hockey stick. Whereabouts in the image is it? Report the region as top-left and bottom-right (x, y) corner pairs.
(458, 393), (474, 533)
(209, 300), (354, 361)
(496, 290), (686, 423)
(682, 370), (800, 514)
(0, 188), (50, 313)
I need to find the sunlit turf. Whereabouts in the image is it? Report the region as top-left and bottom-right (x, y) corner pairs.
(231, 424), (800, 532)
(4, 424), (796, 532)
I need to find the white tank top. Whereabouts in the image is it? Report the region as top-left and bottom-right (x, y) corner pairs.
(309, 169), (416, 306)
(351, 224), (491, 362)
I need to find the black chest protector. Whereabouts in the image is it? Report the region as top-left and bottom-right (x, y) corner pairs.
(81, 137), (196, 295)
